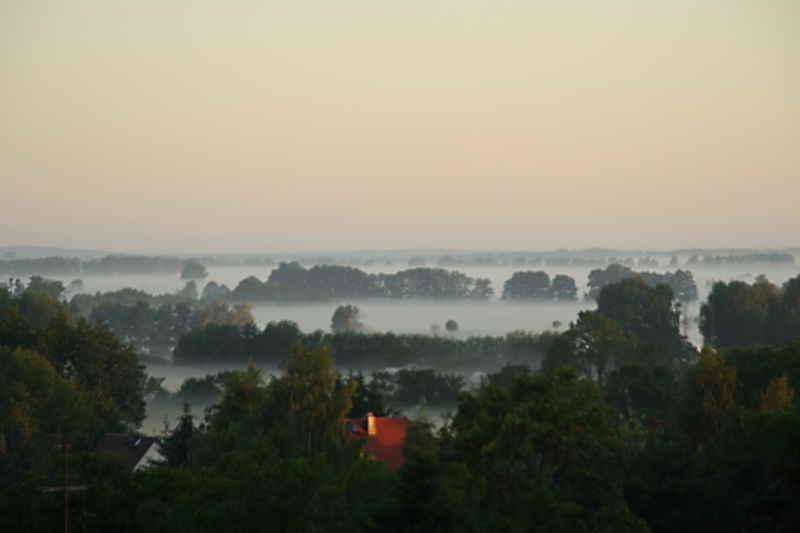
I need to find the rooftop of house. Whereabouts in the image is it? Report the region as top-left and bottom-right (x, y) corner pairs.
(345, 413), (413, 471)
(94, 433), (160, 472)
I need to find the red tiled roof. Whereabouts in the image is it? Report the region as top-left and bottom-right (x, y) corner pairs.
(345, 416), (413, 471)
(94, 433), (159, 471)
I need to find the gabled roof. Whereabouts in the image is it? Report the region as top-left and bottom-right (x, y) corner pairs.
(94, 433), (160, 472)
(345, 415), (413, 471)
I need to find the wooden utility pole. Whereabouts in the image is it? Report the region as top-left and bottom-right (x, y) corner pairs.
(43, 435), (87, 533)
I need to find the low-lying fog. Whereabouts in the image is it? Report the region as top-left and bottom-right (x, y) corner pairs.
(37, 258), (798, 435)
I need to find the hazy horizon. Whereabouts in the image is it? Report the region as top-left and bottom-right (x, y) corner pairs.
(2, 1), (798, 254)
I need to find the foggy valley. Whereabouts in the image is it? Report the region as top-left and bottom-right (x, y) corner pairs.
(3, 1), (799, 530)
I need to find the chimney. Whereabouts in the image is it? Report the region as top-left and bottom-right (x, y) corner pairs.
(367, 412), (377, 435)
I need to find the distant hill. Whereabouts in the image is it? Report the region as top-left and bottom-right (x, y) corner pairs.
(0, 246), (110, 260)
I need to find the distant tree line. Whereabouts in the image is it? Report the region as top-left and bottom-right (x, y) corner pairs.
(61, 285), (252, 357)
(154, 366), (467, 411)
(174, 319), (556, 371)
(0, 255), (197, 275)
(687, 252), (795, 267)
(261, 262), (495, 300)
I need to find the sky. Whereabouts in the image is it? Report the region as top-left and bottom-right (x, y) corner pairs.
(1, 0), (798, 254)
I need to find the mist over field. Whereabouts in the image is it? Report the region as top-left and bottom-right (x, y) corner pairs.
(5, 247), (796, 435)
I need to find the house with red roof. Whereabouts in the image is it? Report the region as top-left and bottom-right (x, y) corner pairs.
(345, 413), (413, 471)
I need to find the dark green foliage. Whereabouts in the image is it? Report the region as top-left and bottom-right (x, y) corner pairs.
(625, 406), (800, 533)
(596, 277), (695, 363)
(175, 319), (555, 369)
(701, 280), (772, 348)
(157, 403), (194, 467)
(393, 368), (465, 407)
(175, 375), (223, 399)
(12, 289), (72, 329)
(485, 363), (531, 387)
(447, 368), (649, 532)
(604, 361), (679, 424)
(586, 264), (698, 302)
(248, 319), (303, 361)
(501, 270), (552, 300)
(230, 274), (330, 302)
(701, 276), (800, 348)
(25, 275), (65, 300)
(725, 339), (800, 409)
(502, 271), (579, 301)
(380, 267), (493, 299)
(264, 261), (494, 300)
(346, 370), (396, 417)
(552, 273), (579, 301)
(173, 323), (247, 363)
(0, 347), (99, 472)
(542, 311), (639, 384)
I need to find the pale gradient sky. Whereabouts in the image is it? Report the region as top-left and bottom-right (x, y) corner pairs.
(1, 0), (798, 254)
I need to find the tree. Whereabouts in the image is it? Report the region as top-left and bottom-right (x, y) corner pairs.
(501, 271), (552, 300)
(597, 277), (694, 363)
(552, 274), (578, 301)
(346, 370), (396, 417)
(700, 280), (773, 348)
(273, 342), (357, 460)
(205, 358), (269, 431)
(445, 319), (459, 333)
(35, 316), (145, 430)
(725, 339), (800, 410)
(331, 304), (364, 333)
(393, 368), (465, 406)
(542, 311), (638, 384)
(201, 281), (230, 300)
(682, 347), (738, 447)
(180, 259), (208, 280)
(755, 375), (795, 414)
(194, 299), (253, 327)
(176, 281), (198, 300)
(25, 276), (65, 300)
(0, 347), (98, 469)
(157, 402), (195, 467)
(586, 263), (636, 300)
(174, 323), (247, 363)
(447, 368), (649, 531)
(603, 359), (679, 423)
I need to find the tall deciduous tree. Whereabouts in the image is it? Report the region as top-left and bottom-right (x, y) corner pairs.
(682, 347), (738, 447)
(274, 342), (357, 460)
